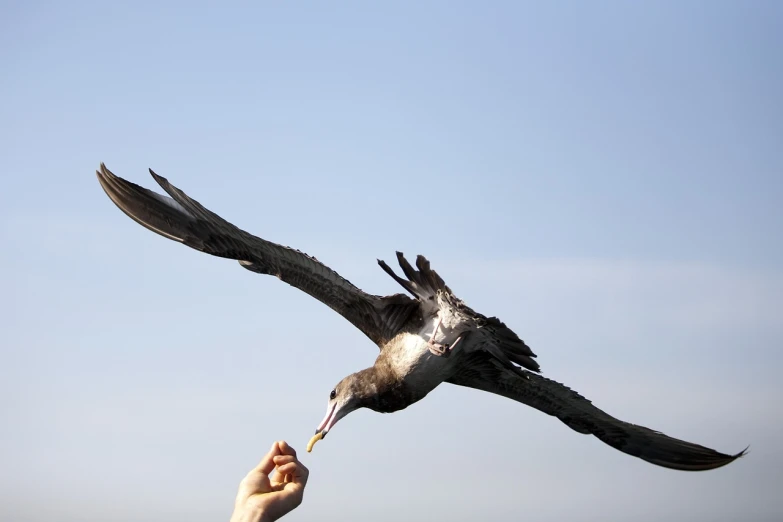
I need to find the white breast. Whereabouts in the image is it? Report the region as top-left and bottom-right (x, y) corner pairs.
(385, 333), (453, 392)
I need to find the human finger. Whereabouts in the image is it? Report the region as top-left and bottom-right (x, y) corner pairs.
(269, 455), (296, 483)
(277, 440), (297, 458)
(273, 455), (296, 466)
(251, 441), (282, 476)
(276, 460), (309, 487)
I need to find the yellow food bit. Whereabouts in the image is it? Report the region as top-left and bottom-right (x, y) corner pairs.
(307, 431), (323, 453)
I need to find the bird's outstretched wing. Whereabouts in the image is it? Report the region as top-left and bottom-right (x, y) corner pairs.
(447, 352), (747, 471)
(96, 163), (418, 346)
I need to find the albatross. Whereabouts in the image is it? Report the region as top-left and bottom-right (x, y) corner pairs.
(96, 163), (746, 471)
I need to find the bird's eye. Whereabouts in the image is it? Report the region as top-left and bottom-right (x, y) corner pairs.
(329, 389), (336, 400)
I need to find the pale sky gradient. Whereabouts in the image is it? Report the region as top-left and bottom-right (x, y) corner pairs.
(2, 1), (782, 521)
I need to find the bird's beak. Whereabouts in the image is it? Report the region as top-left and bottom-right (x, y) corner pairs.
(307, 401), (338, 452)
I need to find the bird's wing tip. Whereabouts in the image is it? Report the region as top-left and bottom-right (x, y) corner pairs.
(734, 445), (750, 459)
(96, 163), (113, 186)
(148, 168), (168, 186)
(700, 445), (749, 471)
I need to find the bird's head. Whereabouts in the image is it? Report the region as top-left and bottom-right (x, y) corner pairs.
(307, 370), (377, 452)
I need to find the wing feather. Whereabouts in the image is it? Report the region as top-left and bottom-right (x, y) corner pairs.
(447, 353), (746, 471)
(96, 163), (417, 345)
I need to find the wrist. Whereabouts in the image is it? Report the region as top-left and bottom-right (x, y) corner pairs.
(230, 506), (274, 522)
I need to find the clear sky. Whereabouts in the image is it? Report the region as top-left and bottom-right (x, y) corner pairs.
(2, 1), (782, 521)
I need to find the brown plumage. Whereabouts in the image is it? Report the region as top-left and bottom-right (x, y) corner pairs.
(96, 163), (747, 471)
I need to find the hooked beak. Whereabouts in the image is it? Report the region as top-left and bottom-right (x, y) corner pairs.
(307, 401), (339, 452)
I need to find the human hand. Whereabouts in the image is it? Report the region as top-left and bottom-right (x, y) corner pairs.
(230, 441), (310, 522)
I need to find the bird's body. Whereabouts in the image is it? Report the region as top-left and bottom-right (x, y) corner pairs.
(380, 332), (448, 404)
(97, 163), (746, 471)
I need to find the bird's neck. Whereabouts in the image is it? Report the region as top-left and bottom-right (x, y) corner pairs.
(357, 362), (415, 414)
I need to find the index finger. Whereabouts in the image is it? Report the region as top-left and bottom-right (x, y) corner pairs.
(252, 441), (282, 476)
(277, 440), (297, 458)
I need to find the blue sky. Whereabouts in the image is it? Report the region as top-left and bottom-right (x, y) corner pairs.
(2, 1), (782, 521)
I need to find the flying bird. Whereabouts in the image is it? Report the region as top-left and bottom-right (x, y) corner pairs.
(96, 163), (746, 471)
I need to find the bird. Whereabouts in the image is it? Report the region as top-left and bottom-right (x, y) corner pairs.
(96, 163), (746, 471)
